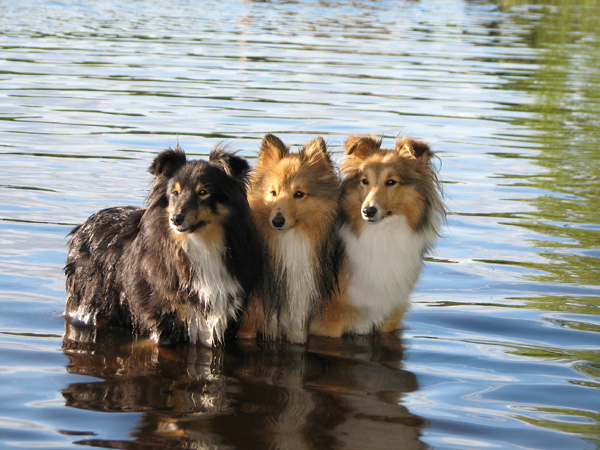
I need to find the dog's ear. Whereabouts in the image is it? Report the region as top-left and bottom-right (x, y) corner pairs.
(302, 136), (334, 170)
(345, 135), (381, 159)
(396, 136), (432, 164)
(210, 146), (250, 181)
(258, 134), (289, 165)
(149, 144), (187, 178)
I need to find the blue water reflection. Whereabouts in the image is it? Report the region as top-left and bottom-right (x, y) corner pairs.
(0, 0), (598, 449)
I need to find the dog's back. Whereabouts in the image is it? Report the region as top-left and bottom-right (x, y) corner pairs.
(65, 206), (141, 329)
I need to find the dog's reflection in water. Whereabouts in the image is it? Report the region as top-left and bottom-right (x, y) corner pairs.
(62, 322), (228, 448)
(62, 322), (426, 449)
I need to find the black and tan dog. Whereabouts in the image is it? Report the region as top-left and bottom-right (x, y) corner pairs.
(64, 144), (262, 346)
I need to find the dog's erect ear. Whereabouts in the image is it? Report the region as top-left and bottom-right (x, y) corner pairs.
(149, 144), (187, 178)
(258, 134), (289, 165)
(396, 136), (432, 164)
(302, 136), (334, 169)
(210, 146), (250, 181)
(345, 135), (381, 158)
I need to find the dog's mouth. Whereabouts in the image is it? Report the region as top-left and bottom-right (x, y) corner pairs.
(272, 224), (292, 232)
(172, 221), (209, 234)
(362, 211), (392, 223)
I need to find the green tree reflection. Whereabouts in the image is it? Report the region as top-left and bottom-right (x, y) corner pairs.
(491, 2), (600, 441)
(501, 0), (600, 286)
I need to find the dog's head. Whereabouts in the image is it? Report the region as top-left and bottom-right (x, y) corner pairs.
(149, 144), (250, 235)
(341, 135), (439, 231)
(250, 134), (339, 234)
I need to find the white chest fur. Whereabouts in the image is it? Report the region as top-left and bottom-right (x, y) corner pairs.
(181, 234), (243, 346)
(273, 229), (317, 343)
(340, 215), (437, 333)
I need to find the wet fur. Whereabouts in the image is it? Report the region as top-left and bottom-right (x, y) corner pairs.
(64, 145), (262, 346)
(239, 134), (340, 344)
(310, 135), (444, 337)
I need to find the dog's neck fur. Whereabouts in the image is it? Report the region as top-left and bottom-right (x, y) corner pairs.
(271, 229), (318, 343)
(340, 214), (438, 334)
(179, 233), (243, 346)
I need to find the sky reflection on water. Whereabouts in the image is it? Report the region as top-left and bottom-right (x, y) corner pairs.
(0, 0), (599, 449)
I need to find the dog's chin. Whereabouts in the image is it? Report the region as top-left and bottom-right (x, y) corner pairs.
(171, 221), (208, 234)
(271, 225), (292, 232)
(362, 214), (381, 223)
(362, 210), (392, 223)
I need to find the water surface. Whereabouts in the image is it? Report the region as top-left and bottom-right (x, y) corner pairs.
(0, 1), (599, 449)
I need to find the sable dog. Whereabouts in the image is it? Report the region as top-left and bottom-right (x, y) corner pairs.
(64, 145), (262, 346)
(239, 134), (340, 344)
(310, 135), (444, 337)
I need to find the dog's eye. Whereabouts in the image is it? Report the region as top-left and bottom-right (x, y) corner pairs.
(294, 191), (305, 199)
(270, 190), (277, 197)
(386, 179), (397, 186)
(171, 190), (179, 197)
(361, 178), (369, 185)
(197, 189), (208, 196)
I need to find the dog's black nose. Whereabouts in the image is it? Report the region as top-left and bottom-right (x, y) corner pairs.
(171, 214), (185, 226)
(272, 214), (286, 229)
(362, 206), (378, 219)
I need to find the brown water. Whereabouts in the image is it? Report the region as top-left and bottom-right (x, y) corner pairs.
(0, 0), (599, 449)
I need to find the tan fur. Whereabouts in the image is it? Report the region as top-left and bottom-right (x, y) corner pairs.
(340, 135), (437, 234)
(237, 293), (265, 339)
(168, 196), (229, 249)
(310, 134), (444, 338)
(306, 265), (358, 338)
(380, 305), (409, 333)
(250, 135), (337, 240)
(194, 204), (230, 245)
(239, 134), (340, 343)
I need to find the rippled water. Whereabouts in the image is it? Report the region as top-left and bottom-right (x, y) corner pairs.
(1, 0), (599, 449)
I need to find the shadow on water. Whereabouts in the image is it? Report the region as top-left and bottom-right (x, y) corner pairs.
(62, 323), (425, 450)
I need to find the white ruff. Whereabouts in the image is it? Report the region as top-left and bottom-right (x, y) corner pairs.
(181, 234), (243, 346)
(273, 229), (317, 344)
(341, 215), (438, 334)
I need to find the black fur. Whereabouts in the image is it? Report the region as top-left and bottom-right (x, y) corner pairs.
(64, 145), (262, 346)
